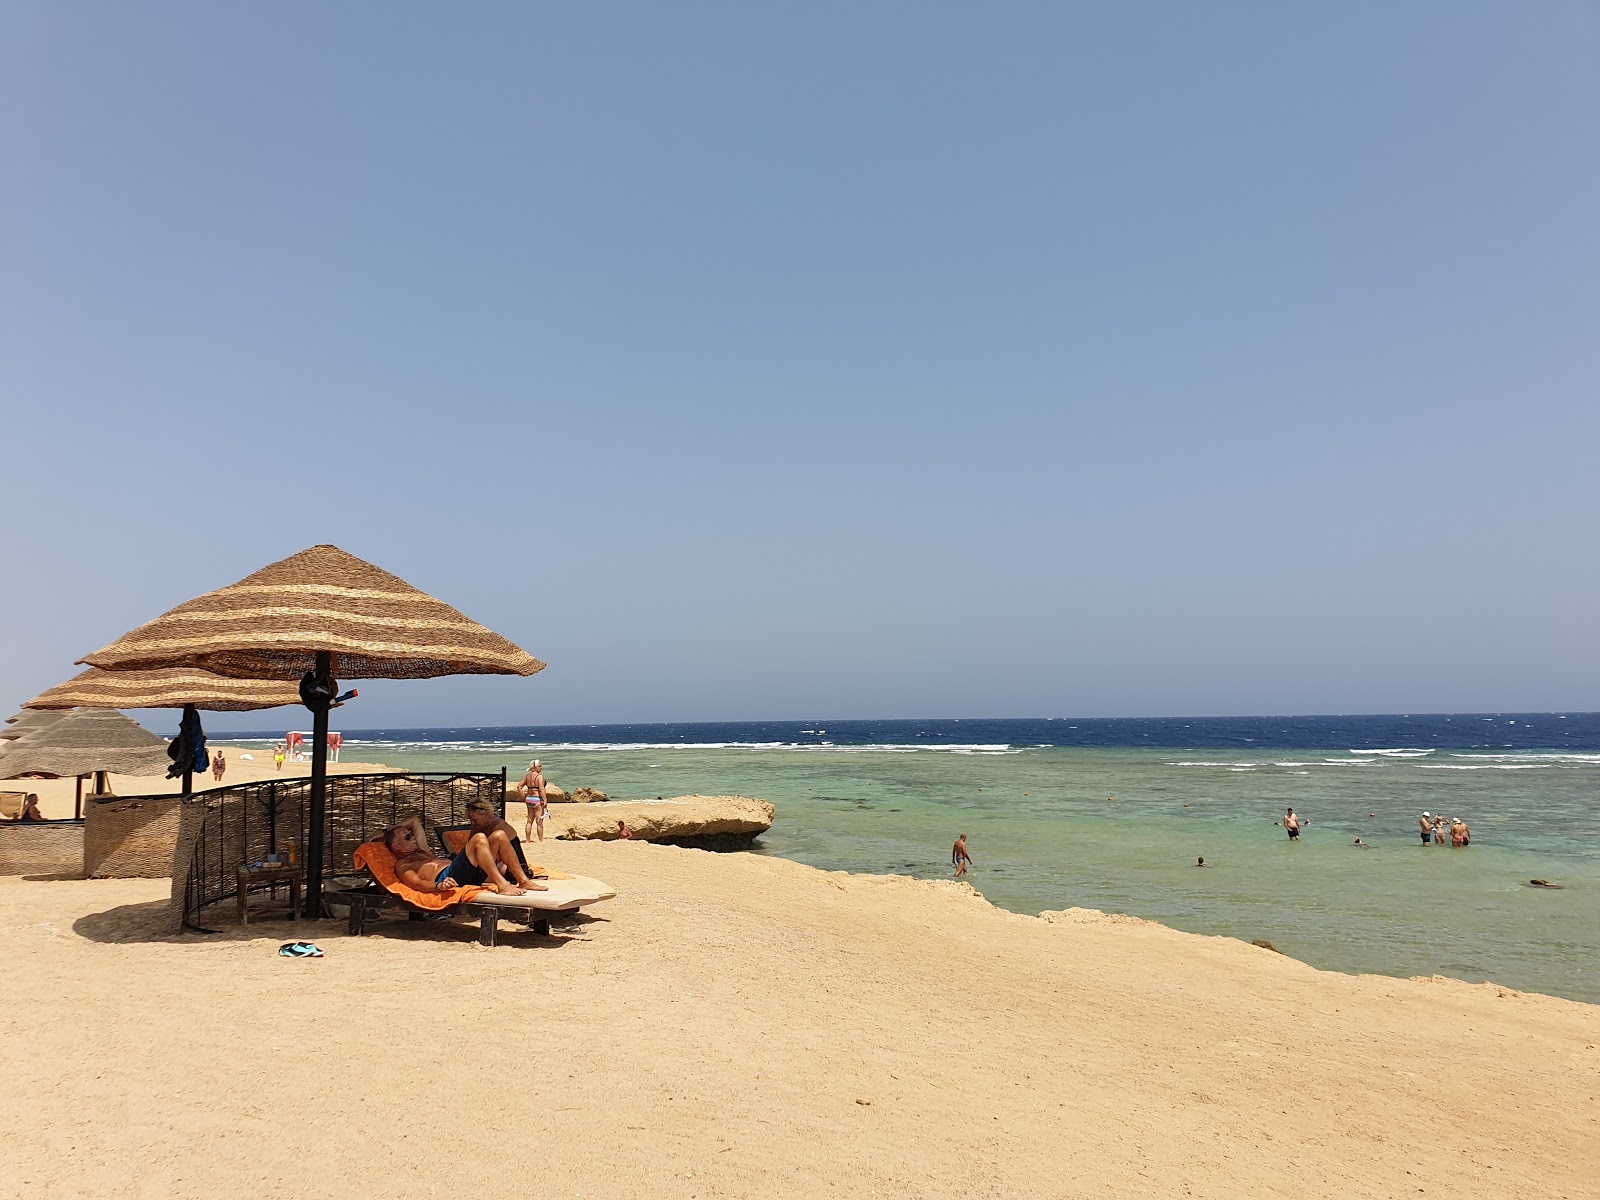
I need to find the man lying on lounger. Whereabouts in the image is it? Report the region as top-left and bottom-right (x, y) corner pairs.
(384, 815), (547, 896)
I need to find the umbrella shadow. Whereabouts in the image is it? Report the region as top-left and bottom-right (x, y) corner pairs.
(72, 896), (612, 947)
(73, 897), (201, 944)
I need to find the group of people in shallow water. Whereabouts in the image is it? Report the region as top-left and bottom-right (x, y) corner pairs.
(1420, 810), (1471, 846)
(1268, 805), (1470, 847)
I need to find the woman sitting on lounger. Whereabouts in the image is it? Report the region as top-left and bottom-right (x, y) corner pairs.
(462, 796), (540, 876)
(383, 815), (546, 896)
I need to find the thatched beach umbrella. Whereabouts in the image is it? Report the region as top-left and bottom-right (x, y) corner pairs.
(24, 667), (301, 713)
(0, 709), (70, 741)
(0, 709), (171, 815)
(78, 544), (544, 915)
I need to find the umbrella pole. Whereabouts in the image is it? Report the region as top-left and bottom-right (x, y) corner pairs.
(303, 651), (332, 919)
(181, 704), (196, 798)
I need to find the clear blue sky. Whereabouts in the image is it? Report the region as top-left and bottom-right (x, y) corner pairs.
(4, 2), (1597, 729)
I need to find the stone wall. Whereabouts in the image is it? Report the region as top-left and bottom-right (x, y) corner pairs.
(0, 821), (85, 878)
(84, 796), (185, 879)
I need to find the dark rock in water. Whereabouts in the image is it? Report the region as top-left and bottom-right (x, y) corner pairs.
(1251, 939), (1283, 954)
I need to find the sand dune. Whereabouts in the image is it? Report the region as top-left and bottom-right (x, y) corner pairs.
(2, 838), (1596, 1198)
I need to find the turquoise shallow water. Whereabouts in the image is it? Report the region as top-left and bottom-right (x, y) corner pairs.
(241, 732), (1600, 1004)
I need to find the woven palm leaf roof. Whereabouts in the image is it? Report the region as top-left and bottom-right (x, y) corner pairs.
(0, 708), (170, 779)
(0, 709), (70, 740)
(79, 544), (545, 682)
(25, 667), (301, 713)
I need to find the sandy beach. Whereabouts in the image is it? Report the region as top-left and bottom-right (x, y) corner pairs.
(3, 834), (1596, 1199)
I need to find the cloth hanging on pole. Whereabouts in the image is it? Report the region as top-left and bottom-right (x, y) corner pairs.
(166, 705), (208, 779)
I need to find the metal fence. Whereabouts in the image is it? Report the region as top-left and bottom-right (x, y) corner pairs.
(175, 770), (505, 931)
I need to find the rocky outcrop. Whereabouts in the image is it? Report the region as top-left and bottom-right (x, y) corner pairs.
(549, 795), (773, 848)
(571, 787), (608, 804)
(542, 784), (569, 803)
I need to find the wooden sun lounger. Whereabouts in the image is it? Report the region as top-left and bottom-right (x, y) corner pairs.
(326, 874), (615, 946)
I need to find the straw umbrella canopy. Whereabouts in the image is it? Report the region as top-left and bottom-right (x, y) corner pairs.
(0, 708), (169, 780)
(78, 543), (545, 681)
(77, 544), (545, 915)
(0, 709), (69, 741)
(24, 667), (301, 713)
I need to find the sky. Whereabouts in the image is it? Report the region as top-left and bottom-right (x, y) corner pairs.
(3, 2), (1598, 729)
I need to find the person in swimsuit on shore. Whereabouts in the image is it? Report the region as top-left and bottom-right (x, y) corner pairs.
(384, 815), (544, 896)
(616, 819), (633, 840)
(520, 759), (547, 843)
(1280, 807), (1302, 840)
(952, 833), (972, 878)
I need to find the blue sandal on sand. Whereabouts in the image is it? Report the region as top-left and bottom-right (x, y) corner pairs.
(278, 942), (324, 958)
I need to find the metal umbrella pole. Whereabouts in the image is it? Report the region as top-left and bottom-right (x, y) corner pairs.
(302, 651), (333, 919)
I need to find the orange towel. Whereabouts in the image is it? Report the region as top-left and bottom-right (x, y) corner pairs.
(353, 841), (483, 910)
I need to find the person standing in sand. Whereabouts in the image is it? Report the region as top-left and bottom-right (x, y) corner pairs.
(211, 750), (226, 783)
(519, 759), (547, 843)
(274, 745), (285, 772)
(952, 833), (972, 878)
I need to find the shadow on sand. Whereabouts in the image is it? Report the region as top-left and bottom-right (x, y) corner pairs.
(73, 897), (608, 948)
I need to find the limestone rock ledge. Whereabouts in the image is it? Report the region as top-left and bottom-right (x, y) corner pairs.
(548, 795), (774, 847)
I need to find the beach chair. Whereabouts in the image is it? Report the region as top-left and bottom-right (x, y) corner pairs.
(327, 840), (615, 946)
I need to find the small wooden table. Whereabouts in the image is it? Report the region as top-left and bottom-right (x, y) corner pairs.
(236, 864), (302, 925)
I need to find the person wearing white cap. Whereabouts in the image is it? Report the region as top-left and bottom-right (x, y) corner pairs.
(1419, 811), (1434, 845)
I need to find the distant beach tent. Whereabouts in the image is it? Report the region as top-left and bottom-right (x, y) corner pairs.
(0, 708), (170, 788)
(285, 731), (342, 761)
(76, 543), (545, 916)
(23, 666), (301, 713)
(0, 709), (70, 740)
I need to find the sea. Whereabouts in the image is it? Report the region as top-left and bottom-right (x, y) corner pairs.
(228, 714), (1600, 1005)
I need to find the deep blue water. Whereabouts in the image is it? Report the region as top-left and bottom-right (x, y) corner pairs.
(231, 713), (1600, 752)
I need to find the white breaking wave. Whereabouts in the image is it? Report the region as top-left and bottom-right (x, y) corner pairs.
(1171, 761), (1261, 768)
(1355, 748), (1436, 757)
(1449, 753), (1600, 764)
(345, 739), (1019, 755)
(1421, 763), (1554, 771)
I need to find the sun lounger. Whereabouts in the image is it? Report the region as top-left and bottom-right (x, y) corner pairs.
(329, 840), (615, 946)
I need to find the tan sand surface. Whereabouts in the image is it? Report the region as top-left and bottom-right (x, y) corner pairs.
(16, 746), (397, 819)
(2, 842), (1597, 1199)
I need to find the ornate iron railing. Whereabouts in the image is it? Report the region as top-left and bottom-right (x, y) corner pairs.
(175, 770), (505, 931)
